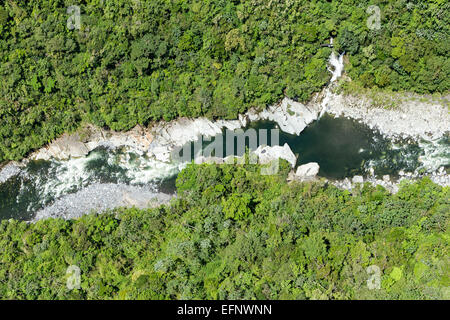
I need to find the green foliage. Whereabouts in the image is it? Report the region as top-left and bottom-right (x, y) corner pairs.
(222, 193), (253, 221)
(0, 163), (448, 300)
(339, 1), (449, 94)
(1, 1), (448, 163)
(337, 27), (359, 55)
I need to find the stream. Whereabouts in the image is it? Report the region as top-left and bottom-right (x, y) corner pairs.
(1, 46), (448, 222)
(0, 113), (448, 221)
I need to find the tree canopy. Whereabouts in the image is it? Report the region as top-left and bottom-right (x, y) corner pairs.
(0, 161), (448, 299)
(0, 0), (448, 162)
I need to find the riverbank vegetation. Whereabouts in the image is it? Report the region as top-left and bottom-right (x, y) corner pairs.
(336, 81), (450, 110)
(0, 161), (448, 299)
(1, 0), (449, 162)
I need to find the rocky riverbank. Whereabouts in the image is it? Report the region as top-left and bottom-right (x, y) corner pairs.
(21, 89), (449, 166)
(1, 48), (448, 222)
(2, 86), (448, 207)
(26, 96), (320, 165)
(21, 46), (449, 171)
(287, 161), (449, 193)
(323, 91), (449, 141)
(32, 183), (173, 221)
(332, 166), (449, 193)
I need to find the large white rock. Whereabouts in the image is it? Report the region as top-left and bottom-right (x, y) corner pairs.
(154, 118), (222, 148)
(149, 116), (251, 163)
(30, 125), (154, 161)
(246, 107), (261, 122)
(295, 162), (320, 179)
(216, 115), (247, 131)
(254, 143), (297, 167)
(258, 97), (319, 135)
(31, 133), (89, 160)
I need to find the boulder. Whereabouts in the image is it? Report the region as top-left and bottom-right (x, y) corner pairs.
(30, 124), (154, 161)
(352, 175), (364, 183)
(258, 97), (319, 135)
(295, 162), (320, 180)
(31, 133), (89, 160)
(254, 143), (297, 167)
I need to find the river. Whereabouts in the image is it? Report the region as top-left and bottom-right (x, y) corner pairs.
(0, 113), (448, 221)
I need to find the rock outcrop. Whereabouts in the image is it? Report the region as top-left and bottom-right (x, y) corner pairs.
(333, 166), (449, 194)
(324, 93), (450, 141)
(193, 143), (297, 168)
(254, 143), (297, 167)
(247, 97), (320, 135)
(295, 162), (320, 179)
(287, 162), (320, 182)
(148, 116), (248, 163)
(31, 133), (89, 160)
(30, 124), (154, 161)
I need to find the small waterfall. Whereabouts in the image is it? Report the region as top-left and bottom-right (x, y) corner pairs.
(328, 51), (344, 83)
(319, 39), (345, 118)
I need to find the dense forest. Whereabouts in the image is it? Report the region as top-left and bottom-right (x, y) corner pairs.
(0, 0), (449, 162)
(0, 1), (449, 301)
(0, 161), (448, 299)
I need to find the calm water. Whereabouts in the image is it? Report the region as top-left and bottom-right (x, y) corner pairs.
(248, 115), (424, 179)
(194, 114), (427, 179)
(0, 114), (448, 221)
